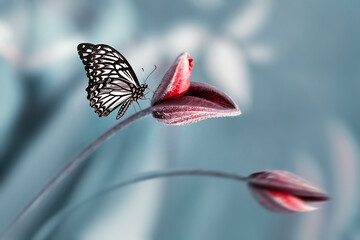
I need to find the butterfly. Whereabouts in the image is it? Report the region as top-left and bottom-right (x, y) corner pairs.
(77, 43), (149, 119)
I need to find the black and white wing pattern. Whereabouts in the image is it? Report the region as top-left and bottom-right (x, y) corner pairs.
(77, 43), (140, 119)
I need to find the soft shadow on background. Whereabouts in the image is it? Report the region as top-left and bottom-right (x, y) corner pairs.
(0, 0), (359, 239)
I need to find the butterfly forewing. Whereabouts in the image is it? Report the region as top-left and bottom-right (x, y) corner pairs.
(77, 43), (141, 118)
(92, 44), (140, 86)
(77, 43), (95, 84)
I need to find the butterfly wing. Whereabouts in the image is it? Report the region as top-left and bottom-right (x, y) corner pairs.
(91, 44), (140, 86)
(116, 98), (133, 120)
(77, 43), (95, 90)
(86, 80), (133, 117)
(77, 43), (138, 118)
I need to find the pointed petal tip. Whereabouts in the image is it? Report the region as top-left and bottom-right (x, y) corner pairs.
(179, 52), (194, 69)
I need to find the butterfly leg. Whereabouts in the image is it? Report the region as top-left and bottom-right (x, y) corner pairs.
(143, 91), (151, 96)
(136, 101), (142, 110)
(146, 88), (155, 94)
(141, 92), (151, 99)
(132, 102), (137, 112)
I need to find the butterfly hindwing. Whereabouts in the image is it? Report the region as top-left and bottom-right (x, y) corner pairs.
(77, 43), (141, 118)
(116, 99), (133, 120)
(88, 79), (132, 117)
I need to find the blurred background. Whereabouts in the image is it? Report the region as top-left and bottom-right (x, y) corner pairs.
(0, 0), (359, 239)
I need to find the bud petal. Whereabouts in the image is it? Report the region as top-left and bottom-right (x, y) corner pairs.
(151, 52), (193, 105)
(247, 170), (329, 213)
(249, 187), (318, 213)
(151, 82), (241, 125)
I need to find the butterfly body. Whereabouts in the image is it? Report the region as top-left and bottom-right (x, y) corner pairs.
(77, 43), (147, 119)
(130, 83), (148, 101)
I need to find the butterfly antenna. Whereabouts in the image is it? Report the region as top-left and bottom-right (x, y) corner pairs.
(144, 65), (157, 84)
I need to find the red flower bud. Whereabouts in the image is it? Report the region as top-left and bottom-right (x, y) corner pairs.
(151, 53), (241, 125)
(247, 170), (329, 213)
(152, 52), (193, 105)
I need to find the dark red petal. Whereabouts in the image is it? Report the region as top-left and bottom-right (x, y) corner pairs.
(248, 170), (329, 202)
(249, 186), (318, 213)
(151, 52), (193, 105)
(183, 82), (239, 109)
(151, 82), (241, 125)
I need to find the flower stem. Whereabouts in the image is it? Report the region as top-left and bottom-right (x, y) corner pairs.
(37, 169), (249, 238)
(102, 169), (249, 192)
(1, 107), (152, 240)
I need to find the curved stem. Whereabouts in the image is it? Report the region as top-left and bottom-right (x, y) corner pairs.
(99, 169), (248, 194)
(38, 169), (249, 238)
(1, 107), (152, 240)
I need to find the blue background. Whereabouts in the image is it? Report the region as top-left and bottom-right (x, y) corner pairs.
(0, 0), (359, 239)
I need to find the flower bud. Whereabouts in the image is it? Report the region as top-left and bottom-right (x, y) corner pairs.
(247, 170), (329, 213)
(151, 53), (240, 125)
